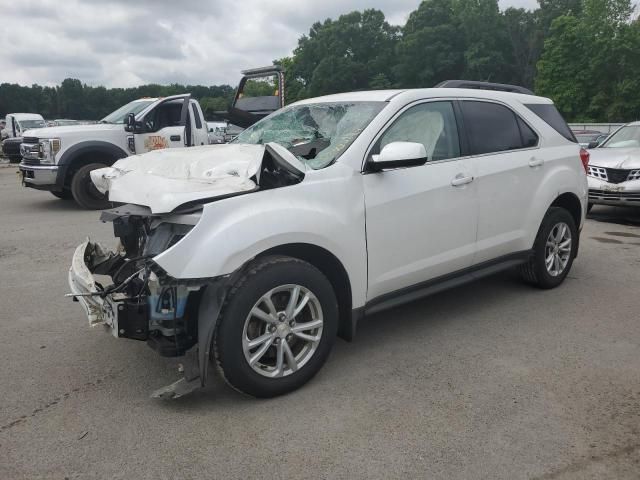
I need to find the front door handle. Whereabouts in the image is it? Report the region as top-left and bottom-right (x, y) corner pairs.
(451, 174), (474, 187)
(529, 157), (544, 168)
(170, 135), (181, 142)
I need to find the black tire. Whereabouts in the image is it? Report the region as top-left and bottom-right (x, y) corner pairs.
(520, 207), (578, 289)
(214, 255), (339, 398)
(51, 190), (73, 200)
(70, 163), (110, 210)
(587, 203), (594, 213)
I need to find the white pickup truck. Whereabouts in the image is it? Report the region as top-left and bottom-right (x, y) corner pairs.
(1, 113), (47, 163)
(18, 95), (209, 208)
(18, 66), (285, 209)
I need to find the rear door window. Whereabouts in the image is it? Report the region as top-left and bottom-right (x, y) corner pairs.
(524, 103), (576, 142)
(460, 101), (532, 155)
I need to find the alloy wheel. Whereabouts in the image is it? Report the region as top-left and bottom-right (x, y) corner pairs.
(242, 284), (323, 378)
(545, 222), (572, 277)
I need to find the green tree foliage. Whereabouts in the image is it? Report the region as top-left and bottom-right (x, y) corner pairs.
(0, 79), (234, 120)
(395, 0), (465, 88)
(291, 9), (400, 97)
(536, 0), (638, 121)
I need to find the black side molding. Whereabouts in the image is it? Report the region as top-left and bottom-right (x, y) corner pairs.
(364, 250), (533, 316)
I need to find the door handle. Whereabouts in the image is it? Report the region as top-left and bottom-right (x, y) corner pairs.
(451, 174), (474, 187)
(170, 135), (181, 142)
(529, 157), (544, 167)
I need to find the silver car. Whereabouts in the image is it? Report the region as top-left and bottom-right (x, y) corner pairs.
(587, 122), (640, 210)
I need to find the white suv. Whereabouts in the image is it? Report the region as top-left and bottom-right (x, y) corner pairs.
(68, 82), (588, 398)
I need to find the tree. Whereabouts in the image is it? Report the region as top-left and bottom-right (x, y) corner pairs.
(290, 9), (399, 97)
(535, 0), (638, 121)
(453, 0), (511, 83)
(395, 0), (465, 88)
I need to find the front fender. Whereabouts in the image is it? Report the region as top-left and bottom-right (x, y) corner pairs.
(154, 165), (368, 309)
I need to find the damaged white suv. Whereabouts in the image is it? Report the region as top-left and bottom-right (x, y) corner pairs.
(68, 82), (588, 398)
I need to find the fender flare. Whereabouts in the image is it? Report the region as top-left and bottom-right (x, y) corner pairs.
(56, 141), (128, 187)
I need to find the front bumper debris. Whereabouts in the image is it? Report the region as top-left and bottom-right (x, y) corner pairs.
(68, 240), (117, 329)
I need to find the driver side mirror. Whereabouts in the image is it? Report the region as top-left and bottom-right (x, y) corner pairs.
(587, 141), (599, 149)
(124, 112), (142, 133)
(370, 142), (428, 171)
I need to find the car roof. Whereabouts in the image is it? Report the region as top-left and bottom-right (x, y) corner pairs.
(293, 88), (552, 105)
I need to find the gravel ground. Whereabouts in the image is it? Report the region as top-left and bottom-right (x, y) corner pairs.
(0, 166), (639, 479)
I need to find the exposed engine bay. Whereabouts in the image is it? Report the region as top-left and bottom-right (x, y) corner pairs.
(68, 144), (305, 397)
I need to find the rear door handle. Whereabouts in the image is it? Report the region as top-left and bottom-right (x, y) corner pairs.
(170, 135), (181, 142)
(451, 174), (474, 187)
(529, 157), (544, 167)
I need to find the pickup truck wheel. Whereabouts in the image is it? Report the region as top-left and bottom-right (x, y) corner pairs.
(51, 190), (73, 200)
(70, 163), (110, 210)
(215, 255), (338, 398)
(520, 207), (578, 289)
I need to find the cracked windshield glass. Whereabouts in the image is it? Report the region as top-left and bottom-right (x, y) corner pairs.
(233, 101), (385, 169)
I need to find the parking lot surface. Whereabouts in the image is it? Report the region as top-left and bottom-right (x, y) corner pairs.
(1, 165), (639, 479)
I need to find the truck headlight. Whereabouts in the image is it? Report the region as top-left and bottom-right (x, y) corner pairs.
(38, 138), (61, 164)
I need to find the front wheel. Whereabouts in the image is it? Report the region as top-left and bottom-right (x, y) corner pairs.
(214, 255), (338, 398)
(70, 163), (110, 210)
(520, 207), (578, 289)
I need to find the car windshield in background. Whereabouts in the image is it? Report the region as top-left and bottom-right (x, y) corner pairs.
(20, 120), (46, 129)
(600, 125), (640, 148)
(233, 101), (385, 169)
(100, 100), (155, 124)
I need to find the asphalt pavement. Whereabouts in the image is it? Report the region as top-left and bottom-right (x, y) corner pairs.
(1, 165), (639, 479)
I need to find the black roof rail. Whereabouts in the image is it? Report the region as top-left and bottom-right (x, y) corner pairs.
(435, 80), (534, 95)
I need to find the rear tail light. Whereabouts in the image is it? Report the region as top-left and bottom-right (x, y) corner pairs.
(579, 148), (590, 173)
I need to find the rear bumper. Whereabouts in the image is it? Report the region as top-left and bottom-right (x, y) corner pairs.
(19, 163), (59, 189)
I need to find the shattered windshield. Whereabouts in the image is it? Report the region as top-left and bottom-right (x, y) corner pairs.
(100, 99), (155, 124)
(600, 125), (640, 148)
(233, 101), (385, 169)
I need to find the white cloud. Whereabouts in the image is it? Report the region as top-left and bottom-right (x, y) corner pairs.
(0, 0), (540, 88)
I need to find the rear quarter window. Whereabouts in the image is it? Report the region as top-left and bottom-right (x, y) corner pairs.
(524, 104), (576, 143)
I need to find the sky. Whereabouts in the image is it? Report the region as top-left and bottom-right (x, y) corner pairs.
(0, 0), (539, 88)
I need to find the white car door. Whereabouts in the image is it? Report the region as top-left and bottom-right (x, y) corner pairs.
(458, 100), (543, 263)
(364, 100), (478, 301)
(134, 96), (191, 154)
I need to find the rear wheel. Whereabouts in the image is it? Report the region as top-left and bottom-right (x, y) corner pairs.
(214, 255), (338, 398)
(51, 190), (73, 200)
(520, 207), (578, 289)
(70, 163), (110, 210)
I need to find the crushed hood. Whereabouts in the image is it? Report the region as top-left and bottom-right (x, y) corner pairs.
(589, 148), (640, 169)
(91, 143), (272, 213)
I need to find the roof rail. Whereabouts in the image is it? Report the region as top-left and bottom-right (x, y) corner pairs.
(435, 80), (534, 95)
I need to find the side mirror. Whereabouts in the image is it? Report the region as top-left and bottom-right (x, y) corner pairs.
(124, 112), (136, 132)
(587, 141), (599, 149)
(370, 142), (428, 171)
